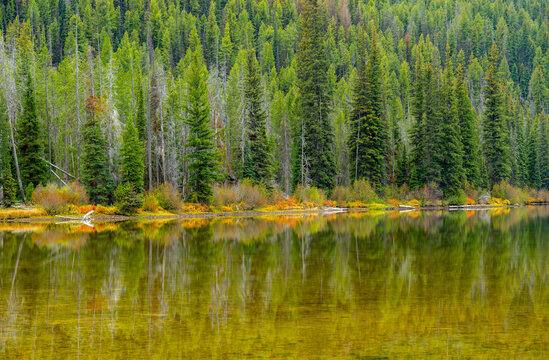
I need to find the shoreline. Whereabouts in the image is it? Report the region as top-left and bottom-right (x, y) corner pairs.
(1, 203), (547, 223)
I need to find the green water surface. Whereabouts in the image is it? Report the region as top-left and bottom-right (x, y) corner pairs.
(1, 207), (549, 358)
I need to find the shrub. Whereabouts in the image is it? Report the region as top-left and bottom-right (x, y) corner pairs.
(294, 184), (326, 205)
(239, 180), (268, 209)
(25, 182), (34, 204)
(444, 190), (467, 206)
(491, 180), (527, 204)
(31, 182), (89, 215)
(463, 182), (479, 202)
(212, 180), (268, 210)
(351, 179), (379, 203)
(115, 182), (143, 215)
(155, 183), (181, 210)
(142, 192), (159, 212)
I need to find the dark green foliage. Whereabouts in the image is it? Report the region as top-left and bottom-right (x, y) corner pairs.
(17, 70), (48, 188)
(184, 52), (221, 204)
(120, 118), (144, 193)
(135, 79), (147, 144)
(349, 28), (387, 187)
(115, 182), (144, 215)
(437, 54), (464, 197)
(455, 61), (480, 186)
(242, 50), (273, 185)
(483, 43), (511, 187)
(81, 96), (114, 205)
(2, 163), (16, 207)
(291, 0), (336, 191)
(25, 182), (34, 204)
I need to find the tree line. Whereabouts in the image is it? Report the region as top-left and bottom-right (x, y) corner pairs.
(0, 0), (548, 205)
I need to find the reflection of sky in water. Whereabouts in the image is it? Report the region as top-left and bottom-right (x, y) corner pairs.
(1, 206), (549, 359)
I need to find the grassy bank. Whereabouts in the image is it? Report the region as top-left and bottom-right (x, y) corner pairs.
(1, 179), (548, 221)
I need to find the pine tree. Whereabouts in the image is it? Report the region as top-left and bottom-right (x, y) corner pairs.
(409, 52), (426, 188)
(437, 54), (464, 197)
(17, 69), (48, 189)
(135, 78), (147, 144)
(2, 162), (16, 207)
(242, 50), (273, 185)
(120, 118), (145, 193)
(292, 0), (336, 191)
(349, 27), (387, 186)
(81, 96), (113, 204)
(483, 43), (511, 186)
(184, 51), (220, 204)
(455, 61), (481, 186)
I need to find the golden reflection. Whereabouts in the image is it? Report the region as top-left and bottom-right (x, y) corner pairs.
(0, 207), (548, 358)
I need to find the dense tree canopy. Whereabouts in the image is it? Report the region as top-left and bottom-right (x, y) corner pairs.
(0, 0), (548, 204)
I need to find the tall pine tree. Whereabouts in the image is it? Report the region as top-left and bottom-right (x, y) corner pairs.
(242, 50), (273, 185)
(437, 53), (464, 197)
(291, 0), (336, 191)
(184, 51), (220, 204)
(120, 117), (145, 193)
(455, 60), (481, 186)
(483, 43), (511, 186)
(81, 96), (113, 204)
(349, 27), (387, 186)
(17, 68), (48, 189)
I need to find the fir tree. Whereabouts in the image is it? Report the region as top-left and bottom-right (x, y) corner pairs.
(17, 69), (48, 189)
(120, 118), (145, 193)
(349, 27), (387, 186)
(81, 96), (114, 204)
(184, 51), (220, 204)
(483, 43), (511, 186)
(135, 79), (147, 144)
(292, 0), (336, 191)
(2, 162), (16, 207)
(242, 50), (273, 185)
(455, 61), (481, 186)
(409, 52), (426, 188)
(437, 54), (464, 197)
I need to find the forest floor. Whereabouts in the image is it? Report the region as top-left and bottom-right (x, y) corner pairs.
(0, 203), (543, 222)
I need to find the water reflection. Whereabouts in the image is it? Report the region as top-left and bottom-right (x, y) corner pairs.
(1, 207), (549, 358)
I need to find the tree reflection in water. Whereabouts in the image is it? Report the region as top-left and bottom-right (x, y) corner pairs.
(0, 207), (549, 358)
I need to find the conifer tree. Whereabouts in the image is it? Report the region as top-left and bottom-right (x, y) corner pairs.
(120, 118), (145, 193)
(349, 27), (387, 186)
(455, 61), (480, 186)
(483, 43), (511, 186)
(525, 117), (541, 189)
(81, 96), (114, 204)
(17, 68), (48, 189)
(242, 50), (273, 185)
(184, 52), (220, 204)
(135, 78), (147, 144)
(409, 53), (426, 188)
(292, 0), (336, 191)
(2, 162), (16, 207)
(437, 54), (464, 197)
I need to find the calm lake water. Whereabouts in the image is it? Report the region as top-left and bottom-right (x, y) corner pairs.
(1, 207), (549, 359)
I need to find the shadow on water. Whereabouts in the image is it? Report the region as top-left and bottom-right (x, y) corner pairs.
(0, 207), (549, 358)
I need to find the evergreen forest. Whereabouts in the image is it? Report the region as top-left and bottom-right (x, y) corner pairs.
(0, 0), (549, 207)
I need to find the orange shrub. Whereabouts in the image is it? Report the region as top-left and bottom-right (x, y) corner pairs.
(466, 197), (476, 205)
(32, 182), (89, 215)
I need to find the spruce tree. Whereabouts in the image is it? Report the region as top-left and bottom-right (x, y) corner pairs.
(455, 61), (480, 186)
(409, 53), (426, 188)
(81, 96), (114, 204)
(437, 54), (464, 197)
(120, 118), (145, 193)
(135, 79), (147, 144)
(184, 51), (220, 204)
(349, 27), (387, 186)
(292, 0), (336, 191)
(2, 162), (16, 207)
(17, 69), (48, 189)
(525, 117), (541, 189)
(483, 43), (511, 186)
(242, 50), (273, 185)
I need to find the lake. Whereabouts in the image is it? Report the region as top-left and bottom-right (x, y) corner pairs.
(1, 207), (549, 358)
